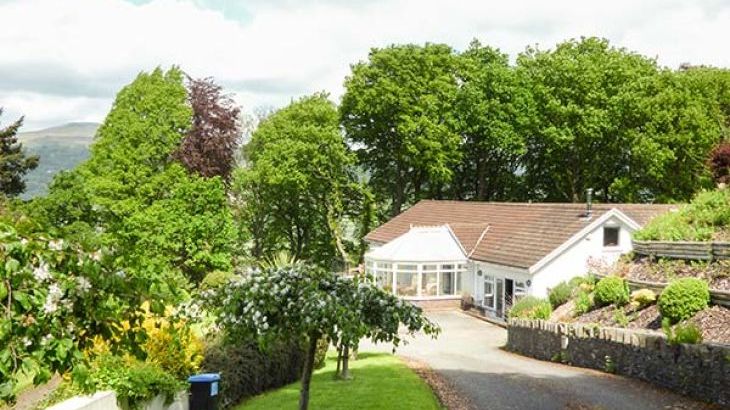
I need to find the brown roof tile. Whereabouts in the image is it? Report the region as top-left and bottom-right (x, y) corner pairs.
(365, 200), (678, 269)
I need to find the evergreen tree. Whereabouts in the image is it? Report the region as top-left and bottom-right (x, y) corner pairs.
(0, 110), (39, 197)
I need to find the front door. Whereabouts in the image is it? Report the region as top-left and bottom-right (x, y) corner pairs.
(504, 279), (514, 316)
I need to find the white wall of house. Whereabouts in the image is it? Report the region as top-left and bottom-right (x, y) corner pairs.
(529, 216), (634, 298)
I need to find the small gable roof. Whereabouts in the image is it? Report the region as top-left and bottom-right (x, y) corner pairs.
(365, 225), (468, 263)
(365, 201), (677, 270)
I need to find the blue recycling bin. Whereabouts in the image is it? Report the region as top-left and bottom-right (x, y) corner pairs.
(188, 373), (220, 410)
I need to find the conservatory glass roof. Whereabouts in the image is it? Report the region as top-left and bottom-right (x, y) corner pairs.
(365, 225), (467, 262)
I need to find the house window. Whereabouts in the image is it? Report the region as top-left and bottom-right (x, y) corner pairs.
(514, 281), (527, 302)
(483, 275), (495, 309)
(603, 227), (620, 247)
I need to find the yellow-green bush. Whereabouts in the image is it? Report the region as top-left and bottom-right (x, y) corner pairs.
(201, 270), (237, 290)
(630, 288), (656, 308)
(144, 319), (203, 380)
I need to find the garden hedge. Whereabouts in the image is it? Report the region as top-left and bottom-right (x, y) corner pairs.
(200, 339), (305, 409)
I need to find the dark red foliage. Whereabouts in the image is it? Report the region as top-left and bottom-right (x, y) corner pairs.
(708, 141), (730, 184)
(175, 77), (241, 180)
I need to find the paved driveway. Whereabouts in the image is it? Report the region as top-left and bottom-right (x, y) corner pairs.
(360, 311), (713, 410)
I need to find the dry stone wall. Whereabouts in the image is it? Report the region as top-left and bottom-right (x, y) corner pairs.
(507, 319), (730, 406)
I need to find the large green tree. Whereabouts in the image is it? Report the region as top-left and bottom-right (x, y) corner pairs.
(32, 68), (235, 292)
(340, 44), (460, 217)
(235, 93), (363, 270)
(517, 37), (661, 202)
(517, 37), (728, 203)
(452, 40), (531, 200)
(0, 110), (38, 197)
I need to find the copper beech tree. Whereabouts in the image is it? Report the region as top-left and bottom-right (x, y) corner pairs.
(174, 77), (241, 181)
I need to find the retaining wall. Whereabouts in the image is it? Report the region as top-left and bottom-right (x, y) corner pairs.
(507, 319), (730, 406)
(632, 240), (730, 260)
(47, 390), (188, 410)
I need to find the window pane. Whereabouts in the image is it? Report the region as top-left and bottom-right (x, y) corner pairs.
(421, 272), (438, 296)
(441, 264), (454, 271)
(422, 264), (438, 272)
(376, 262), (392, 269)
(396, 272), (417, 296)
(455, 272), (462, 293)
(439, 271), (455, 295)
(603, 227), (620, 247)
(484, 276), (495, 308)
(397, 264), (418, 272)
(376, 271), (393, 294)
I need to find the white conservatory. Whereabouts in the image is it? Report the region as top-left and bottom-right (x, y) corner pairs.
(364, 226), (470, 300)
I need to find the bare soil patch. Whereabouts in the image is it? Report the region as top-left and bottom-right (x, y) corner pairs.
(688, 305), (730, 344)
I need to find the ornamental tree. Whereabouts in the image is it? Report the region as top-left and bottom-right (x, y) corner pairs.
(0, 221), (159, 403)
(201, 266), (439, 410)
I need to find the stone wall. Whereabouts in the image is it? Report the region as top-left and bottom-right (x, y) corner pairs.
(507, 319), (730, 406)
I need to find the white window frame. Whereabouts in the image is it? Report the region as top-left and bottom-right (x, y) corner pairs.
(483, 274), (495, 309)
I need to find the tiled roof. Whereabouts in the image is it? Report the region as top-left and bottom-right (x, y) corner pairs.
(365, 200), (678, 269)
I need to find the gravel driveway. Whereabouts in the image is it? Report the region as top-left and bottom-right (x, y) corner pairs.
(360, 311), (714, 410)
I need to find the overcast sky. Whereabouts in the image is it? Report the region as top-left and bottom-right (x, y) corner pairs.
(1, 0), (729, 131)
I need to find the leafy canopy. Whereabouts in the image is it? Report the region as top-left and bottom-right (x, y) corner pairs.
(340, 43), (461, 217)
(235, 93), (364, 270)
(29, 68), (235, 290)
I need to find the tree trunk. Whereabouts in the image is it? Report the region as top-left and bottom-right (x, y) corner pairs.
(390, 172), (406, 217)
(325, 202), (350, 273)
(335, 343), (343, 378)
(299, 333), (319, 410)
(340, 345), (351, 380)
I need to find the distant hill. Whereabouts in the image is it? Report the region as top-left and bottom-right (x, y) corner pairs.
(17, 122), (98, 199)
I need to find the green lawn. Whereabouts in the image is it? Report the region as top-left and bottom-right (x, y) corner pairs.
(237, 353), (442, 410)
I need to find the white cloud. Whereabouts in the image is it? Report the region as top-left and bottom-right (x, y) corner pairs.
(0, 0), (728, 130)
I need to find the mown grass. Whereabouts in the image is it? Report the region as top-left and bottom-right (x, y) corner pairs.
(236, 353), (441, 410)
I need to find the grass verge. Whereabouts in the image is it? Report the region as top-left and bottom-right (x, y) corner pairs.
(236, 352), (442, 410)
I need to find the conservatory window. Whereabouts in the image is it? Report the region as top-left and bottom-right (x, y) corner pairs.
(440, 271), (454, 295)
(484, 275), (495, 309)
(376, 271), (393, 294)
(421, 272), (438, 296)
(396, 272), (417, 296)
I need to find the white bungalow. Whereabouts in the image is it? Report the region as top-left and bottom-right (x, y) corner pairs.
(364, 200), (675, 319)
